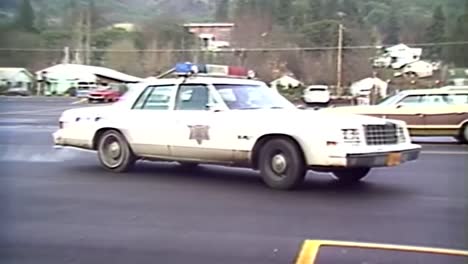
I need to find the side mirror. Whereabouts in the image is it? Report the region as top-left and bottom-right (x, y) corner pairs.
(396, 104), (404, 109)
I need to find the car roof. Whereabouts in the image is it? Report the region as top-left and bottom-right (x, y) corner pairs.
(141, 76), (266, 86)
(398, 87), (468, 96)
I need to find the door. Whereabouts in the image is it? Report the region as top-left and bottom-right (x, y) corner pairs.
(169, 83), (237, 164)
(123, 84), (178, 158)
(384, 94), (427, 127)
(421, 93), (468, 136)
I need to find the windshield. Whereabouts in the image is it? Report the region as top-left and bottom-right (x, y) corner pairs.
(377, 93), (405, 105)
(214, 84), (295, 110)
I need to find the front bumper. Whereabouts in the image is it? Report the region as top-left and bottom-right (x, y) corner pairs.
(346, 148), (420, 167)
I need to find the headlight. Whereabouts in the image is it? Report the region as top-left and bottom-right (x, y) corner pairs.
(397, 126), (407, 143)
(342, 129), (361, 144)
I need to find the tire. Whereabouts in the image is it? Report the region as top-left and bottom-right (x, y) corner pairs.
(97, 130), (136, 172)
(258, 138), (306, 190)
(457, 124), (468, 144)
(332, 168), (370, 184)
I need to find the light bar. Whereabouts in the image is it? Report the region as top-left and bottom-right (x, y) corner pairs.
(173, 62), (255, 78)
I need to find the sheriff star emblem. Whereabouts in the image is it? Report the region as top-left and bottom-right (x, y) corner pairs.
(188, 125), (210, 145)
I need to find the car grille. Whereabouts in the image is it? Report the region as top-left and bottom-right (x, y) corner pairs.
(364, 123), (399, 145)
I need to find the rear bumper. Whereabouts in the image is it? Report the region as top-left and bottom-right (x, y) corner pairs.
(346, 148), (420, 167)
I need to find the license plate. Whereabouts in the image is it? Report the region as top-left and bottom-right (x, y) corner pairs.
(386, 152), (402, 166)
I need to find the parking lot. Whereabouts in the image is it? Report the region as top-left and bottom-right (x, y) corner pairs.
(0, 96), (467, 263)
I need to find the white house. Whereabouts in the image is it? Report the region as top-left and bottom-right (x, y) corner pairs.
(350, 77), (388, 98)
(270, 75), (303, 91)
(0, 68), (35, 93)
(373, 44), (422, 69)
(400, 60), (434, 78)
(36, 64), (143, 96)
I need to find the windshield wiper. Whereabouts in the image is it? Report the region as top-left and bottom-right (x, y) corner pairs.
(269, 106), (284, 109)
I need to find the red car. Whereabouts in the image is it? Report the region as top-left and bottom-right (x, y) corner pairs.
(87, 86), (121, 103)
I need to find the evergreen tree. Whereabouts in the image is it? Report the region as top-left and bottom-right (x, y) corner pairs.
(275, 0), (293, 28)
(307, 0), (322, 22)
(215, 0), (230, 21)
(425, 5), (446, 60)
(323, 0), (338, 18)
(235, 0), (249, 19)
(384, 5), (400, 45)
(450, 0), (468, 66)
(15, 0), (36, 32)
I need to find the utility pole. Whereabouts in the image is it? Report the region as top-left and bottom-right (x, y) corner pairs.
(84, 3), (92, 65)
(336, 23), (344, 97)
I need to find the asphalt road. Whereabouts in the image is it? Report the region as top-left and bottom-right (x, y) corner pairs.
(0, 96), (467, 264)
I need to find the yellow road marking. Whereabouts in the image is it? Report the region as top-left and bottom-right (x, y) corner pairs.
(295, 240), (468, 264)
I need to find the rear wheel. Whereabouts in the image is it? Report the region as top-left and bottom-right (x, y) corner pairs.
(258, 138), (306, 190)
(456, 124), (468, 144)
(332, 168), (370, 184)
(97, 130), (136, 172)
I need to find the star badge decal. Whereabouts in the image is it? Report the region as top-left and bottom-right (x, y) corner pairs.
(188, 125), (210, 145)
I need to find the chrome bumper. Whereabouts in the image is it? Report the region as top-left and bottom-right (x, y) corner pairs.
(346, 148), (421, 168)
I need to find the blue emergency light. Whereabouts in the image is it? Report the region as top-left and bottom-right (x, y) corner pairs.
(173, 62), (255, 79)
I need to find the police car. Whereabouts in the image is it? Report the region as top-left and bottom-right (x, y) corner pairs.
(53, 63), (421, 190)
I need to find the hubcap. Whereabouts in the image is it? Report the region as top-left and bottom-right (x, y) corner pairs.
(464, 126), (468, 141)
(271, 154), (287, 174)
(101, 135), (123, 168)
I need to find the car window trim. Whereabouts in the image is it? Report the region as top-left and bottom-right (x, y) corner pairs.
(132, 84), (176, 110)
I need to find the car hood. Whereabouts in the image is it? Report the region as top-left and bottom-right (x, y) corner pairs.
(230, 108), (405, 128)
(321, 105), (389, 115)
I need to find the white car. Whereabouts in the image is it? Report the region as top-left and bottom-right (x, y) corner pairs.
(53, 63), (421, 190)
(302, 85), (331, 106)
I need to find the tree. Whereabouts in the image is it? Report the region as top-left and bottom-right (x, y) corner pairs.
(323, 0), (339, 19)
(449, 0), (468, 66)
(275, 0), (293, 28)
(306, 0), (322, 22)
(425, 5), (446, 60)
(215, 0), (230, 21)
(384, 5), (400, 45)
(15, 0), (36, 32)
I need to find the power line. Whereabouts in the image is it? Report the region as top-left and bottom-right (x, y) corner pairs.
(0, 41), (467, 53)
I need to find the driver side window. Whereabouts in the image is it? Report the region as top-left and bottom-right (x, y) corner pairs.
(397, 95), (423, 105)
(175, 84), (213, 110)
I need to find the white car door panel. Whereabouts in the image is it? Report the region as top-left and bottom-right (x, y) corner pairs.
(123, 84), (178, 158)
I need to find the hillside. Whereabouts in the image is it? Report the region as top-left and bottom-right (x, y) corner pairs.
(1, 0), (215, 24)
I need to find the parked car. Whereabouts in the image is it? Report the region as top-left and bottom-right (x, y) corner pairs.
(323, 88), (468, 143)
(301, 85), (331, 106)
(53, 63), (421, 190)
(88, 85), (122, 103)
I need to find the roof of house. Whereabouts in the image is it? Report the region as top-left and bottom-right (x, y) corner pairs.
(36, 64), (143, 83)
(270, 75), (302, 87)
(0, 68), (34, 80)
(183, 23), (235, 28)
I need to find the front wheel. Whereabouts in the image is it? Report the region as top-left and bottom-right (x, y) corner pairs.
(258, 138), (306, 190)
(332, 168), (371, 184)
(97, 130), (136, 172)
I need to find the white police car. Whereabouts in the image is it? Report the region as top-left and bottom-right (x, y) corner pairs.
(53, 63), (421, 190)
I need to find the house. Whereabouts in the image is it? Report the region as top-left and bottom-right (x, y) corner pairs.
(447, 68), (468, 86)
(373, 44), (422, 69)
(400, 60), (434, 78)
(36, 64), (143, 96)
(0, 68), (35, 94)
(350, 77), (388, 98)
(183, 23), (235, 50)
(270, 75), (303, 90)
